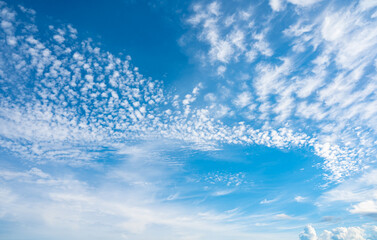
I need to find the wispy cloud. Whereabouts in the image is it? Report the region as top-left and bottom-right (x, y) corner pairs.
(320, 169), (377, 219)
(294, 196), (307, 203)
(260, 198), (279, 204)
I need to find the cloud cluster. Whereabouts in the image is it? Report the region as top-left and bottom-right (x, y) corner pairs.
(187, 1), (272, 74)
(299, 225), (318, 240)
(185, 0), (377, 182)
(0, 0), (374, 186)
(299, 225), (377, 240)
(0, 0), (346, 179)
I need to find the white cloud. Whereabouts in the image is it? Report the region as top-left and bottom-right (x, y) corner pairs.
(274, 213), (293, 220)
(53, 34), (65, 43)
(294, 196), (307, 202)
(269, 0), (322, 11)
(0, 0), (376, 189)
(245, 49), (257, 62)
(299, 225), (377, 240)
(321, 227), (365, 240)
(321, 169), (377, 217)
(217, 65), (226, 75)
(269, 0), (285, 11)
(318, 3), (377, 72)
(229, 29), (245, 50)
(350, 200), (377, 216)
(253, 32), (273, 57)
(203, 172), (246, 187)
(244, 1), (377, 181)
(207, 1), (220, 16)
(209, 40), (234, 63)
(233, 92), (252, 108)
(358, 0), (377, 11)
(254, 58), (292, 101)
(299, 225), (318, 240)
(0, 161), (299, 240)
(287, 0), (323, 7)
(224, 14), (235, 27)
(186, 2), (274, 69)
(260, 198), (278, 204)
(204, 93), (216, 102)
(212, 189), (234, 196)
(4, 2), (377, 239)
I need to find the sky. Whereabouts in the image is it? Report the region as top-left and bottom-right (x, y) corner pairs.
(0, 0), (377, 239)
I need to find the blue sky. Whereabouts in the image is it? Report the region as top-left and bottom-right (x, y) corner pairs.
(1, 0), (377, 239)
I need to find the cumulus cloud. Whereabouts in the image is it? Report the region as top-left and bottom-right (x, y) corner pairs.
(299, 225), (318, 240)
(299, 225), (377, 240)
(350, 200), (377, 217)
